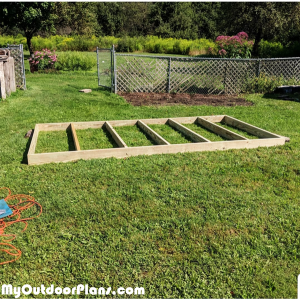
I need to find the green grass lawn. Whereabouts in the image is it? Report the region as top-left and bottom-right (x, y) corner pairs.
(0, 67), (300, 298)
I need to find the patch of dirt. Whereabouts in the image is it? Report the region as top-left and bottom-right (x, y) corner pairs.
(118, 92), (253, 107)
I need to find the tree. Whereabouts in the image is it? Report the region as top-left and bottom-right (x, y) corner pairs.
(0, 2), (55, 54)
(53, 2), (99, 36)
(221, 2), (300, 55)
(192, 2), (222, 39)
(149, 3), (198, 39)
(96, 3), (151, 37)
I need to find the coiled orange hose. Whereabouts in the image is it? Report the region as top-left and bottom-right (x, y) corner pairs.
(0, 187), (42, 265)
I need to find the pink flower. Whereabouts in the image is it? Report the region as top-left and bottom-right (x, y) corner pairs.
(237, 32), (248, 40)
(218, 49), (227, 56)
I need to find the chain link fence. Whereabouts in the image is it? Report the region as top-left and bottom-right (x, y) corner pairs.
(96, 47), (114, 92)
(115, 54), (300, 95)
(4, 44), (26, 89)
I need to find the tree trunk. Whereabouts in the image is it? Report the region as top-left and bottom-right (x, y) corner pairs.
(25, 33), (34, 56)
(252, 27), (263, 57)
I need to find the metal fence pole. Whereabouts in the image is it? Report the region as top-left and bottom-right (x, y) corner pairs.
(113, 45), (117, 94)
(110, 46), (113, 92)
(167, 58), (171, 93)
(256, 60), (261, 77)
(20, 44), (26, 89)
(96, 47), (100, 86)
(223, 62), (228, 94)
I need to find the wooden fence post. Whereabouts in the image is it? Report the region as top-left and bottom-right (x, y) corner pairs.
(0, 62), (6, 99)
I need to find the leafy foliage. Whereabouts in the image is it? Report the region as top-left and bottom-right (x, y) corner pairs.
(56, 52), (94, 71)
(210, 32), (254, 58)
(220, 3), (300, 55)
(29, 49), (57, 70)
(243, 73), (300, 93)
(0, 2), (55, 54)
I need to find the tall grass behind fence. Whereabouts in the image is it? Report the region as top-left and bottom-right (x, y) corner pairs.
(0, 35), (215, 56)
(115, 54), (300, 95)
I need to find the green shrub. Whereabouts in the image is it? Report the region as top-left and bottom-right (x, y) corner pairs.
(0, 34), (215, 56)
(258, 40), (284, 58)
(56, 52), (94, 71)
(0, 34), (27, 49)
(29, 49), (57, 70)
(243, 73), (300, 93)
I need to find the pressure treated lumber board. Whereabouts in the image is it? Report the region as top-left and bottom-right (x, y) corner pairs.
(197, 117), (247, 140)
(222, 116), (281, 138)
(105, 121), (127, 148)
(71, 123), (80, 150)
(137, 120), (170, 145)
(168, 119), (211, 143)
(27, 115), (288, 165)
(28, 124), (40, 155)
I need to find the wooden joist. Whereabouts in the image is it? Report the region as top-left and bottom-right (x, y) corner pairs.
(168, 119), (210, 143)
(137, 120), (170, 145)
(71, 123), (80, 150)
(222, 115), (281, 138)
(105, 121), (127, 148)
(27, 115), (288, 165)
(197, 117), (248, 140)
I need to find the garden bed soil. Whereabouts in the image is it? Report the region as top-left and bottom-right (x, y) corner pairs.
(118, 92), (253, 106)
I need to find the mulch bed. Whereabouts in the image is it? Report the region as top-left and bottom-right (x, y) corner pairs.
(118, 92), (253, 107)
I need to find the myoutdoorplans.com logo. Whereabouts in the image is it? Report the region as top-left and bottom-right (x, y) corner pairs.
(2, 284), (145, 298)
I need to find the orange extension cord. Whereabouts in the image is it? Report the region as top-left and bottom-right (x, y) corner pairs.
(0, 187), (42, 265)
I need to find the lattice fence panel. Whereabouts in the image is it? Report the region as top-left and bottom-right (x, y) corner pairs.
(117, 56), (168, 92)
(116, 54), (300, 95)
(6, 45), (26, 89)
(260, 59), (298, 80)
(224, 60), (257, 94)
(169, 59), (226, 94)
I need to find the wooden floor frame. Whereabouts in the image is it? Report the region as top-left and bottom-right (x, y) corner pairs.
(28, 115), (287, 165)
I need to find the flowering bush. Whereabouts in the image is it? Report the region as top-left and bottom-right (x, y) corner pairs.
(209, 32), (254, 58)
(29, 49), (57, 70)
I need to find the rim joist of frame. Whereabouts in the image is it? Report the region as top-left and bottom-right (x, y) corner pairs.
(27, 115), (288, 165)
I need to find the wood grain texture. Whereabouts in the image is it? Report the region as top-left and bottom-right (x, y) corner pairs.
(105, 121), (127, 148)
(28, 137), (286, 165)
(168, 119), (211, 143)
(71, 123), (80, 150)
(223, 115), (282, 138)
(137, 120), (170, 145)
(27, 124), (40, 156)
(0, 62), (6, 100)
(197, 117), (248, 140)
(27, 115), (287, 165)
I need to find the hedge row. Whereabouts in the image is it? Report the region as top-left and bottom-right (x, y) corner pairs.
(1, 35), (299, 57)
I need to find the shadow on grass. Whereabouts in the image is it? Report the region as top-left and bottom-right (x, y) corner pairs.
(22, 127), (75, 164)
(21, 131), (33, 164)
(102, 126), (119, 148)
(263, 93), (300, 102)
(67, 127), (76, 151)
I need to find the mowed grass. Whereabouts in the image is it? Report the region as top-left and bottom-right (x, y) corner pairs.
(148, 124), (193, 144)
(35, 130), (75, 153)
(77, 127), (118, 150)
(0, 64), (300, 298)
(183, 123), (226, 141)
(114, 125), (155, 147)
(217, 122), (258, 139)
